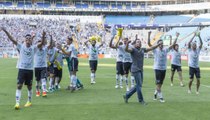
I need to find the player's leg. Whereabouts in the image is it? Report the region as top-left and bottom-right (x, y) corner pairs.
(35, 68), (41, 97)
(123, 63), (129, 91)
(115, 62), (120, 88)
(170, 65), (175, 86)
(54, 68), (59, 90)
(24, 70), (33, 107)
(70, 58), (79, 92)
(40, 68), (47, 97)
(90, 61), (97, 84)
(158, 70), (166, 103)
(195, 68), (201, 94)
(177, 66), (184, 87)
(188, 67), (194, 93)
(129, 63), (135, 88)
(119, 62), (124, 88)
(48, 64), (55, 92)
(57, 69), (62, 89)
(15, 69), (25, 109)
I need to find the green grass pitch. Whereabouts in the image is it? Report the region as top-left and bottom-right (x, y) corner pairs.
(0, 58), (210, 120)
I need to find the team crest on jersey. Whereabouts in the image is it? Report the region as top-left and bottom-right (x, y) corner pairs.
(23, 48), (32, 56)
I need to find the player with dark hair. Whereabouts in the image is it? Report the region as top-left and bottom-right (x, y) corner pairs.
(187, 32), (203, 94)
(123, 37), (161, 104)
(148, 31), (177, 103)
(169, 33), (184, 87)
(84, 39), (104, 84)
(1, 27), (45, 109)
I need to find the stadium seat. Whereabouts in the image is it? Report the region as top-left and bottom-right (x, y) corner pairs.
(56, 3), (69, 8)
(153, 15), (193, 24)
(75, 3), (88, 9)
(36, 2), (51, 8)
(105, 15), (150, 25)
(17, 2), (32, 8)
(191, 14), (210, 23)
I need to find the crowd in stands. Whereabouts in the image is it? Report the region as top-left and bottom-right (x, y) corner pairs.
(0, 15), (210, 57)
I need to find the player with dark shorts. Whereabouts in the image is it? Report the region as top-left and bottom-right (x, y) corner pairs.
(1, 27), (45, 110)
(116, 37), (134, 91)
(148, 31), (177, 103)
(109, 35), (124, 88)
(169, 33), (184, 87)
(53, 46), (64, 90)
(84, 38), (104, 84)
(34, 37), (48, 97)
(187, 32), (203, 94)
(58, 37), (81, 92)
(47, 35), (57, 92)
(65, 56), (83, 89)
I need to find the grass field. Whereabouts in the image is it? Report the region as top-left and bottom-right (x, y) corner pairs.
(0, 58), (210, 120)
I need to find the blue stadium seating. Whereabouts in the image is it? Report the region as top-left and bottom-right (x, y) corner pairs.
(0, 2), (12, 7)
(17, 2), (32, 8)
(105, 15), (150, 24)
(154, 15), (192, 24)
(56, 3), (69, 7)
(126, 5), (131, 10)
(111, 4), (122, 9)
(36, 2), (51, 8)
(94, 4), (109, 9)
(75, 3), (88, 9)
(191, 14), (210, 23)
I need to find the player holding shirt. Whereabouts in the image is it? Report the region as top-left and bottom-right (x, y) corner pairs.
(84, 39), (104, 84)
(148, 31), (177, 103)
(187, 32), (203, 94)
(1, 27), (45, 110)
(116, 38), (134, 91)
(53, 43), (64, 90)
(169, 33), (184, 87)
(109, 35), (124, 89)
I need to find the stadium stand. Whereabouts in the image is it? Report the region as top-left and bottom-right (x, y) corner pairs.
(153, 15), (193, 24)
(105, 15), (150, 25)
(191, 14), (210, 23)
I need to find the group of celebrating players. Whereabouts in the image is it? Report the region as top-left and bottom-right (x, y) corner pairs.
(0, 26), (203, 109)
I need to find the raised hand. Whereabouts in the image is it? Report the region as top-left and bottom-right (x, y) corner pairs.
(176, 32), (180, 37)
(148, 31), (152, 35)
(127, 41), (131, 44)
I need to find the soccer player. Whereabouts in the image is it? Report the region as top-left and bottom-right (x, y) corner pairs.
(84, 39), (104, 84)
(116, 38), (134, 91)
(169, 33), (184, 87)
(34, 32), (48, 97)
(58, 37), (79, 92)
(47, 35), (57, 92)
(54, 43), (64, 90)
(187, 32), (203, 94)
(109, 35), (124, 89)
(148, 31), (178, 103)
(123, 38), (161, 104)
(1, 27), (45, 110)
